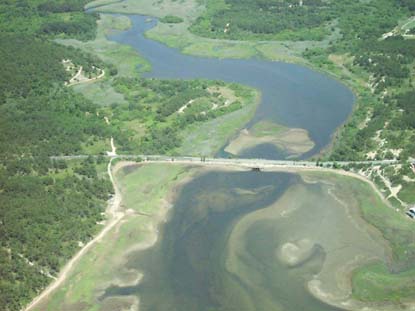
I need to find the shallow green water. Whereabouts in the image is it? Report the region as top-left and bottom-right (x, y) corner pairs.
(102, 170), (386, 310)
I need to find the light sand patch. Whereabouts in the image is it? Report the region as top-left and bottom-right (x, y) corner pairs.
(225, 124), (315, 157)
(111, 270), (143, 288)
(277, 239), (315, 267)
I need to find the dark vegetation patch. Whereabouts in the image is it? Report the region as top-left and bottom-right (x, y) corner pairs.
(191, 0), (331, 40)
(159, 15), (184, 24)
(0, 0), (98, 41)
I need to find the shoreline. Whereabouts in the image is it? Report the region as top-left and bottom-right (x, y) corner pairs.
(26, 160), (413, 310)
(95, 5), (358, 156)
(119, 162), (400, 311)
(24, 159), (130, 311)
(98, 163), (248, 310)
(86, 6), (358, 160)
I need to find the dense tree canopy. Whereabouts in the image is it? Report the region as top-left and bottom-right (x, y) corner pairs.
(0, 0), (97, 40)
(191, 0), (331, 40)
(0, 2), (114, 310)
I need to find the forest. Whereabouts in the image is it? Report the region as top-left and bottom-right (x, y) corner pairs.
(0, 0), (97, 40)
(1, 0), (415, 309)
(191, 0), (331, 40)
(321, 1), (415, 163)
(0, 1), (115, 310)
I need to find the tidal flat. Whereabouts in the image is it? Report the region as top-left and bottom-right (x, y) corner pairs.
(100, 165), (395, 311)
(39, 163), (414, 311)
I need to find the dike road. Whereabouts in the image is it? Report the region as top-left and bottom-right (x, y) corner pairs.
(51, 154), (403, 169)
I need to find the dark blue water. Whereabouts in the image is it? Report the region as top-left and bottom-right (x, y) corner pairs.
(107, 15), (355, 160)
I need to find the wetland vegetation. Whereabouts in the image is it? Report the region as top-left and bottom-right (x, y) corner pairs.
(2, 0), (415, 310)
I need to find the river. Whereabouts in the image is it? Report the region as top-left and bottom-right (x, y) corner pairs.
(107, 14), (355, 160)
(97, 13), (380, 311)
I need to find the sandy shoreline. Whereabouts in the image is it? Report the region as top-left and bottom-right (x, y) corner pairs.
(225, 126), (315, 157)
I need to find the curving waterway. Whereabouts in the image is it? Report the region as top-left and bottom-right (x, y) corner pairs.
(95, 13), (385, 311)
(107, 14), (355, 160)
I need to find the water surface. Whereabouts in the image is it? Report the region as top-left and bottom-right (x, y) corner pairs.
(96, 13), (380, 311)
(107, 15), (355, 160)
(103, 170), (386, 311)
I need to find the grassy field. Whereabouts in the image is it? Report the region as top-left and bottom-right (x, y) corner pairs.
(36, 163), (193, 311)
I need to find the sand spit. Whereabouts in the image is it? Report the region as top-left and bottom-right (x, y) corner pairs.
(225, 126), (315, 157)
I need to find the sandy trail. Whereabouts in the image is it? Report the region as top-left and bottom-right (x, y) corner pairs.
(376, 169), (405, 206)
(69, 66), (83, 84)
(107, 137), (117, 156)
(24, 158), (124, 311)
(68, 66), (105, 86)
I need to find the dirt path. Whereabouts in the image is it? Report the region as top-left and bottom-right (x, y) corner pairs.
(107, 137), (117, 156)
(24, 158), (124, 311)
(68, 66), (105, 86)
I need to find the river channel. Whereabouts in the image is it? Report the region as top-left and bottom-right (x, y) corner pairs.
(107, 14), (355, 160)
(97, 13), (384, 311)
